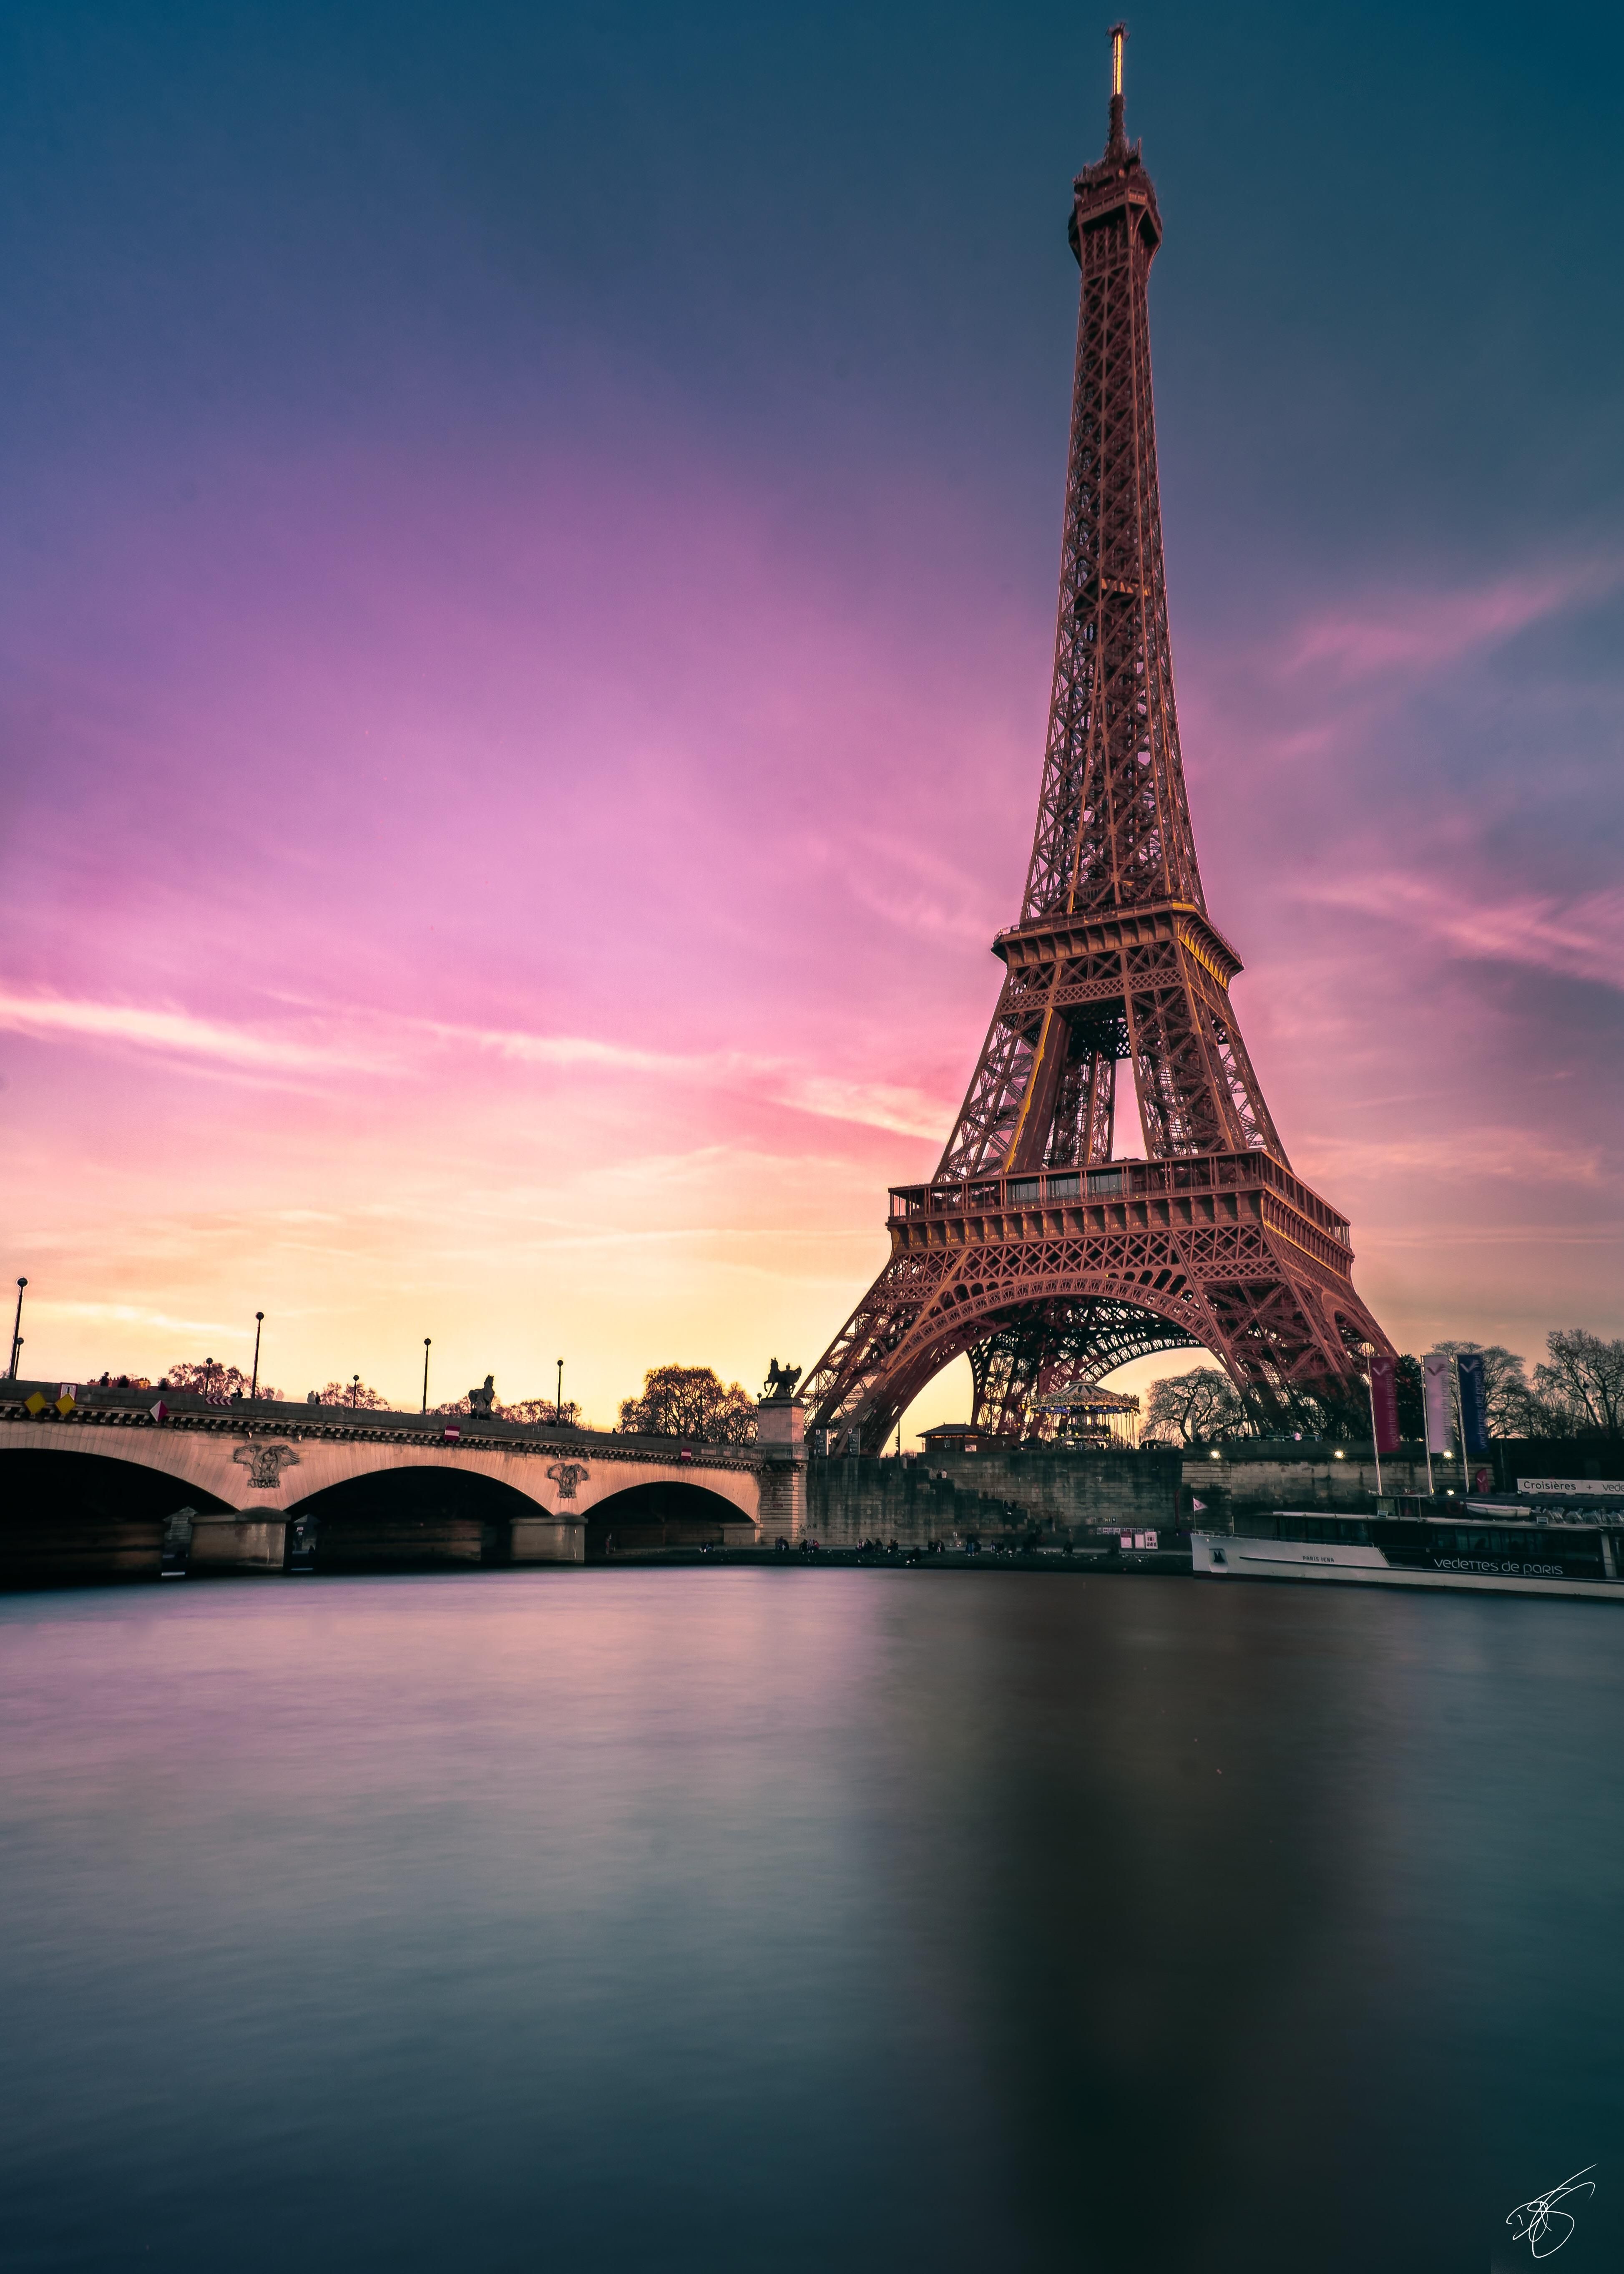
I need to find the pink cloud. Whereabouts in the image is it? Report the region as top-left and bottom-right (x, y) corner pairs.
(1280, 561), (1617, 682)
(1307, 875), (1624, 990)
(0, 988), (382, 1077)
(1293, 1125), (1609, 1188)
(0, 986), (957, 1143)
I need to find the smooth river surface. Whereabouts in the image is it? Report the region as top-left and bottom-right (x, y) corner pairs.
(3, 1570), (1621, 2273)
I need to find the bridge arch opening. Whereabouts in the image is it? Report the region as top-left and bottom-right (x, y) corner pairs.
(585, 1481), (757, 1561)
(285, 1466), (540, 1573)
(0, 1448), (232, 1588)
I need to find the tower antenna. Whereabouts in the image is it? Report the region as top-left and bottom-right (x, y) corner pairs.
(1107, 21), (1128, 154)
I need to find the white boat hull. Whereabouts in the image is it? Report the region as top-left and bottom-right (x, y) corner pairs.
(1191, 1531), (1624, 1602)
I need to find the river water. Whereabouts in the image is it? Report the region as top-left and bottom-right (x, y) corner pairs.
(3, 1570), (1620, 2272)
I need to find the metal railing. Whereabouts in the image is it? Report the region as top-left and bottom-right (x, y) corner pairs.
(890, 1152), (1350, 1242)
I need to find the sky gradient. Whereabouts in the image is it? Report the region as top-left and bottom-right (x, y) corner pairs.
(3, 0), (1622, 1430)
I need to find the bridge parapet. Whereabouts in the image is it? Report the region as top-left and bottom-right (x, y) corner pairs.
(0, 1380), (760, 1466)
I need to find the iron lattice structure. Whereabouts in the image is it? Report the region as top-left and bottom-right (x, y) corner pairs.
(803, 34), (1392, 1453)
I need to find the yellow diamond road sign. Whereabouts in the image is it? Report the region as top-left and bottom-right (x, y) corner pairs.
(24, 1391), (48, 1416)
(55, 1393), (77, 1417)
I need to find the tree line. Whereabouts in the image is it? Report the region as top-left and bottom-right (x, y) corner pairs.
(432, 1361), (755, 1439)
(1140, 1329), (1624, 1448)
(139, 1358), (757, 1441)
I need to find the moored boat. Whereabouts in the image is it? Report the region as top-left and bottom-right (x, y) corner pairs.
(1192, 1507), (1623, 1600)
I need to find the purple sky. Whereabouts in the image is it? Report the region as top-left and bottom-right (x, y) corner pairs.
(3, 1), (1621, 1426)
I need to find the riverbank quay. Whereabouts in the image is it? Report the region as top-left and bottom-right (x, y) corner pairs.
(0, 1509), (1190, 1589)
(593, 1541), (1196, 1576)
(809, 1443), (1183, 1548)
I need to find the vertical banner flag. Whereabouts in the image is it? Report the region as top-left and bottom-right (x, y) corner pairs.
(1456, 1352), (1491, 1459)
(1422, 1353), (1453, 1454)
(1368, 1353), (1401, 1456)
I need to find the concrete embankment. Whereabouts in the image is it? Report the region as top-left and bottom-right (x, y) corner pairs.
(808, 1445), (1183, 1547)
(1183, 1443), (1435, 1529)
(604, 1544), (1194, 1576)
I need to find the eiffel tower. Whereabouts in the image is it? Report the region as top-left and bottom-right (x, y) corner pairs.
(802, 25), (1392, 1453)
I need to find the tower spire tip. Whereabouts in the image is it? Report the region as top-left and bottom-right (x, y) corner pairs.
(1106, 20), (1129, 156)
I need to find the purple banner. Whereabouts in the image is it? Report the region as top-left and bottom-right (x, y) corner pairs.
(1368, 1353), (1401, 1456)
(1423, 1353), (1453, 1455)
(1456, 1353), (1491, 1459)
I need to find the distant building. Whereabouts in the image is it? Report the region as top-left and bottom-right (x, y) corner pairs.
(920, 1424), (982, 1455)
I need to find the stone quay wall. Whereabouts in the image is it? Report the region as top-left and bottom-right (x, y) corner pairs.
(1185, 1445), (1441, 1532)
(808, 1447), (1183, 1546)
(811, 1443), (1471, 1545)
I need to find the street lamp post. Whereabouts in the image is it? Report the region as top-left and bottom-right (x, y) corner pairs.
(8, 1279), (25, 1379)
(421, 1338), (432, 1415)
(250, 1312), (264, 1400)
(556, 1357), (564, 1428)
(350, 1374), (360, 1409)
(1359, 1341), (1384, 1499)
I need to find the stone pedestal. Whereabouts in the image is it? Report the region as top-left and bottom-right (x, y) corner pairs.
(755, 1398), (807, 1544)
(510, 1516), (586, 1565)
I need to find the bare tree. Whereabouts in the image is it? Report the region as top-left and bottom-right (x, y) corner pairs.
(496, 1397), (583, 1427)
(1141, 1366), (1247, 1446)
(317, 1380), (390, 1410)
(163, 1358), (282, 1402)
(1532, 1330), (1624, 1440)
(438, 1395), (582, 1426)
(618, 1364), (755, 1444)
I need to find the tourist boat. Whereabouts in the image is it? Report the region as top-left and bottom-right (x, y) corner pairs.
(1191, 1506), (1624, 1600)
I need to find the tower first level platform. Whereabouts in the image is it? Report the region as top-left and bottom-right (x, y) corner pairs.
(887, 1150), (1352, 1290)
(818, 1148), (1382, 1456)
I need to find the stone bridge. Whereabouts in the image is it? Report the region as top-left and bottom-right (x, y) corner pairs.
(0, 1381), (806, 1585)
